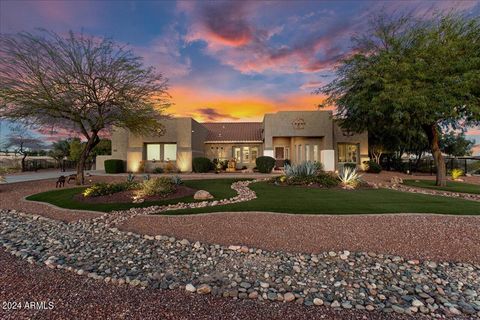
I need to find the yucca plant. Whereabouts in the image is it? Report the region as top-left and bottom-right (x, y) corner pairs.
(451, 168), (464, 180)
(337, 167), (362, 189)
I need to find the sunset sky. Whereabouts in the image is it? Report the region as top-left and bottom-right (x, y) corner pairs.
(1, 0), (480, 143)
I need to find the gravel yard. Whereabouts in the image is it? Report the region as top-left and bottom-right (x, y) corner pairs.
(1, 174), (480, 318)
(1, 210), (479, 318)
(0, 248), (423, 320)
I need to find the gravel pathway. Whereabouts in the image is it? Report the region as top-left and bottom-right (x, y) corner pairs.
(1, 210), (479, 318)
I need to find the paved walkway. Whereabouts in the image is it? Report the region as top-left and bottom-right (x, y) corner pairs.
(2, 170), (280, 184)
(2, 170), (81, 183)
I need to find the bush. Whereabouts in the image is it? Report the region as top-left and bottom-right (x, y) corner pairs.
(276, 172), (338, 188)
(193, 157), (213, 173)
(342, 163), (357, 171)
(104, 159), (124, 173)
(136, 177), (175, 198)
(256, 156), (275, 173)
(83, 181), (138, 197)
(451, 168), (464, 180)
(365, 161), (382, 173)
(153, 167), (164, 174)
(171, 175), (183, 185)
(213, 158), (228, 171)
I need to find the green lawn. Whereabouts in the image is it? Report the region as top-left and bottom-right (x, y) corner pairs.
(403, 179), (480, 195)
(26, 179), (240, 212)
(26, 179), (480, 215)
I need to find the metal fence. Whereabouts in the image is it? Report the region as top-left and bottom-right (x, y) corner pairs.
(380, 157), (480, 175)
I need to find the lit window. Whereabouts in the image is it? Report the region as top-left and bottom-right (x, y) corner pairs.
(243, 146), (249, 162)
(305, 145), (310, 161)
(146, 144), (160, 161)
(164, 144), (177, 161)
(313, 145), (319, 161)
(251, 147), (258, 163)
(233, 147), (241, 162)
(337, 143), (358, 163)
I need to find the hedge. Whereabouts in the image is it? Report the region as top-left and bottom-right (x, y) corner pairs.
(192, 157), (213, 173)
(256, 156), (275, 173)
(104, 159), (124, 174)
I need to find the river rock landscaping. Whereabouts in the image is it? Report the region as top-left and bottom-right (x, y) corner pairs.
(1, 209), (479, 318)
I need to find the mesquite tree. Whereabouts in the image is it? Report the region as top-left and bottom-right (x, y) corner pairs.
(0, 30), (170, 184)
(319, 13), (480, 186)
(6, 125), (44, 172)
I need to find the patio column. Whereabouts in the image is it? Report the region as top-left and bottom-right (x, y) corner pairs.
(321, 149), (335, 171)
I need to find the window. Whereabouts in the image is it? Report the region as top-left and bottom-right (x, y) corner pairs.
(146, 144), (161, 161)
(146, 143), (177, 161)
(297, 144), (302, 162)
(338, 143), (359, 163)
(164, 144), (177, 161)
(242, 147), (250, 162)
(251, 147), (258, 163)
(285, 147), (290, 160)
(313, 145), (319, 161)
(233, 147), (241, 162)
(305, 145), (310, 161)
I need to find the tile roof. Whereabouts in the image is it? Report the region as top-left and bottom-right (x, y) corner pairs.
(202, 122), (263, 142)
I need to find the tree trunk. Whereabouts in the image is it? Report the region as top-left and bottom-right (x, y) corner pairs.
(21, 153), (27, 172)
(76, 133), (100, 185)
(423, 124), (446, 187)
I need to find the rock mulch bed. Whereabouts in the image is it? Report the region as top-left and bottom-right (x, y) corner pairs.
(97, 179), (259, 227)
(381, 183), (480, 202)
(1, 209), (479, 318)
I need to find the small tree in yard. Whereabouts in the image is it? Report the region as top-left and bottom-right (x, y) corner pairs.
(440, 131), (475, 157)
(48, 139), (70, 171)
(0, 30), (170, 184)
(6, 125), (44, 172)
(319, 13), (480, 186)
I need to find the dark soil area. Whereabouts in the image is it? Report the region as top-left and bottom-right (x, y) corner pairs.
(74, 185), (197, 204)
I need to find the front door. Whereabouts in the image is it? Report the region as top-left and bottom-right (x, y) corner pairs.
(275, 147), (285, 168)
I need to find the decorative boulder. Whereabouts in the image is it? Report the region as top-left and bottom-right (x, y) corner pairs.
(194, 190), (214, 200)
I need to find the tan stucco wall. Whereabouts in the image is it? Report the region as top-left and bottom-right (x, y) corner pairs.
(263, 111), (334, 152)
(332, 122), (369, 168)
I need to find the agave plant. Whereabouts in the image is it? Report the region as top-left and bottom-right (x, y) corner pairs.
(337, 167), (362, 189)
(283, 161), (322, 178)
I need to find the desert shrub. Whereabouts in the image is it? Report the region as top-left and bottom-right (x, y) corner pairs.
(171, 175), (183, 185)
(338, 167), (362, 189)
(314, 172), (339, 188)
(83, 181), (139, 197)
(284, 159), (291, 166)
(451, 168), (464, 180)
(153, 167), (164, 174)
(104, 159), (124, 173)
(136, 177), (175, 198)
(193, 157), (213, 173)
(283, 161), (322, 178)
(164, 161), (177, 173)
(256, 156), (275, 173)
(213, 158), (228, 170)
(126, 173), (135, 182)
(365, 161), (382, 173)
(342, 163), (357, 171)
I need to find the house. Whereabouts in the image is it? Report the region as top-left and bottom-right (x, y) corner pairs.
(96, 110), (368, 172)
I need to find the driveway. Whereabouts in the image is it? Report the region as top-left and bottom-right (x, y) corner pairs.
(2, 170), (82, 183)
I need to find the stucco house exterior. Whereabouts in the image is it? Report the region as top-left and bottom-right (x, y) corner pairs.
(96, 110), (368, 172)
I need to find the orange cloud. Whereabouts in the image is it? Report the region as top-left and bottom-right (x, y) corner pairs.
(167, 86), (327, 122)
